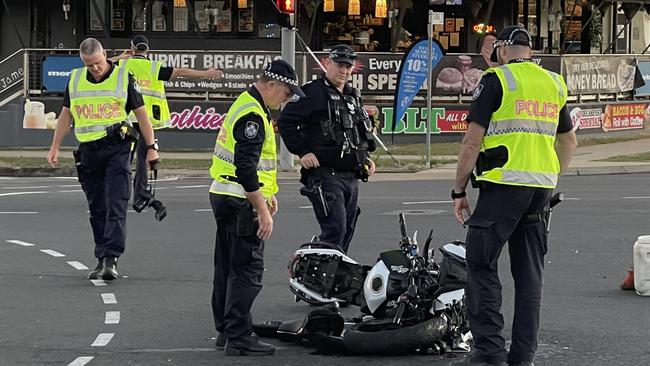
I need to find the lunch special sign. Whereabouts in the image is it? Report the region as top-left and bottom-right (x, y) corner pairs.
(562, 56), (639, 95)
(570, 103), (650, 132)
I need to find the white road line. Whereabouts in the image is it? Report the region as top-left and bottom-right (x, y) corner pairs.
(563, 197), (581, 201)
(175, 185), (209, 189)
(6, 240), (35, 246)
(151, 177), (180, 182)
(40, 249), (65, 257)
(57, 189), (83, 193)
(194, 209), (212, 212)
(91, 333), (115, 347)
(67, 261), (88, 270)
(299, 205), (313, 209)
(0, 177), (16, 180)
(0, 211), (38, 214)
(127, 209), (148, 213)
(57, 184), (81, 188)
(53, 177), (78, 180)
(90, 280), (107, 287)
(0, 191), (48, 197)
(402, 200), (452, 205)
(622, 196), (650, 199)
(67, 356), (94, 366)
(0, 186), (52, 189)
(105, 311), (120, 324)
(101, 293), (117, 304)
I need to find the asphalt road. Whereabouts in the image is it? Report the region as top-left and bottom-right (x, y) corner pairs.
(1, 174), (649, 366)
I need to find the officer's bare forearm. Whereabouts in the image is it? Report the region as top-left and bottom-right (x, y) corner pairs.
(171, 68), (208, 79)
(133, 106), (156, 145)
(245, 190), (271, 216)
(555, 130), (577, 175)
(51, 107), (72, 148)
(455, 122), (485, 192)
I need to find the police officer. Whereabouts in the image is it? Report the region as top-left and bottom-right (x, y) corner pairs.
(47, 38), (159, 281)
(278, 45), (376, 254)
(209, 60), (304, 356)
(113, 35), (224, 215)
(451, 26), (577, 366)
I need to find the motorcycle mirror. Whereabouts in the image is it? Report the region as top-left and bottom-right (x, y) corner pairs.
(412, 230), (418, 245)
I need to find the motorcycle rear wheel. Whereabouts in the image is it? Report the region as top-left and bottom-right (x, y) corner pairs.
(342, 316), (448, 355)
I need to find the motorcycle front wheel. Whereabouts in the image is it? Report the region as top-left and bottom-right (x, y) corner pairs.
(342, 316), (448, 355)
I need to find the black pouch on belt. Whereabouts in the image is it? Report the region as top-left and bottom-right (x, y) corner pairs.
(300, 184), (330, 219)
(236, 202), (259, 237)
(72, 149), (83, 183)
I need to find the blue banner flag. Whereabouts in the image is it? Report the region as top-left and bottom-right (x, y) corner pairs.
(635, 61), (650, 97)
(42, 56), (84, 92)
(392, 39), (444, 131)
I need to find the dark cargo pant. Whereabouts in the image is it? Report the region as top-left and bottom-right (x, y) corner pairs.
(210, 193), (264, 339)
(464, 182), (552, 364)
(78, 138), (132, 259)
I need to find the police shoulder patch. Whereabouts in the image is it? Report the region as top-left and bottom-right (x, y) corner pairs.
(472, 84), (484, 101)
(244, 121), (259, 139)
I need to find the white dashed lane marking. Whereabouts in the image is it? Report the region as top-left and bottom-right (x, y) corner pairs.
(91, 333), (115, 347)
(175, 185), (209, 189)
(402, 200), (452, 205)
(6, 240), (35, 246)
(101, 293), (117, 304)
(0, 212), (38, 214)
(40, 249), (66, 257)
(0, 186), (52, 189)
(90, 280), (107, 287)
(57, 190), (83, 193)
(105, 311), (120, 324)
(0, 191), (48, 197)
(67, 261), (88, 270)
(67, 356), (94, 366)
(622, 196), (650, 199)
(194, 209), (212, 212)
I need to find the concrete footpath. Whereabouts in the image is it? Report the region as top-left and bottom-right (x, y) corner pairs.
(0, 137), (649, 180)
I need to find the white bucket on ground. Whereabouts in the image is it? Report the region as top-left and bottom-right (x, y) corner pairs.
(633, 235), (650, 296)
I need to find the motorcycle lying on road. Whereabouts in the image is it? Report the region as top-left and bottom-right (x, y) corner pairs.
(284, 213), (471, 355)
(274, 192), (564, 355)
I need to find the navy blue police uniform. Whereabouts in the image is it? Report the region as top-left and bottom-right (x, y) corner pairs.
(459, 27), (574, 366)
(278, 46), (375, 254)
(62, 61), (145, 279)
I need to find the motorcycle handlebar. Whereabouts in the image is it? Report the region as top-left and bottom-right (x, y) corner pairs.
(398, 213), (408, 241)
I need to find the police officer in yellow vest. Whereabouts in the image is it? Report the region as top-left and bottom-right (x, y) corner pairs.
(47, 38), (159, 281)
(113, 35), (224, 215)
(451, 26), (577, 366)
(209, 59), (304, 356)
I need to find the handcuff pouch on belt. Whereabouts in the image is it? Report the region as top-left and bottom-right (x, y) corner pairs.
(471, 145), (508, 188)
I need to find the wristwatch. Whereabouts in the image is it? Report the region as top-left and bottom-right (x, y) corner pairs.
(451, 189), (466, 199)
(146, 142), (159, 151)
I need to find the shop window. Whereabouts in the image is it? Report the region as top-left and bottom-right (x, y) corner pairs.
(194, 0), (212, 32)
(89, 0), (106, 31)
(111, 0), (127, 31)
(152, 0), (169, 31)
(173, 0), (189, 32)
(132, 0), (147, 31)
(238, 2), (254, 33)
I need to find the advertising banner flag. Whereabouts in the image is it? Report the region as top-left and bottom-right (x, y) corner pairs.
(42, 56), (84, 92)
(635, 60), (650, 97)
(392, 39), (444, 131)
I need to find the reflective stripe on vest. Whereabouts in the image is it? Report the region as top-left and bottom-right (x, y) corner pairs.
(476, 62), (566, 189)
(69, 66), (129, 142)
(213, 144), (277, 171)
(210, 180), (246, 197)
(485, 119), (558, 137)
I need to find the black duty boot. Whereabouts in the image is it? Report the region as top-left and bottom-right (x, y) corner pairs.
(225, 333), (275, 356)
(215, 333), (225, 349)
(87, 260), (103, 280)
(99, 256), (119, 281)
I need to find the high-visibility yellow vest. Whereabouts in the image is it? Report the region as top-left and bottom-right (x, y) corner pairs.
(121, 58), (172, 129)
(68, 66), (129, 143)
(209, 91), (278, 200)
(475, 62), (568, 189)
